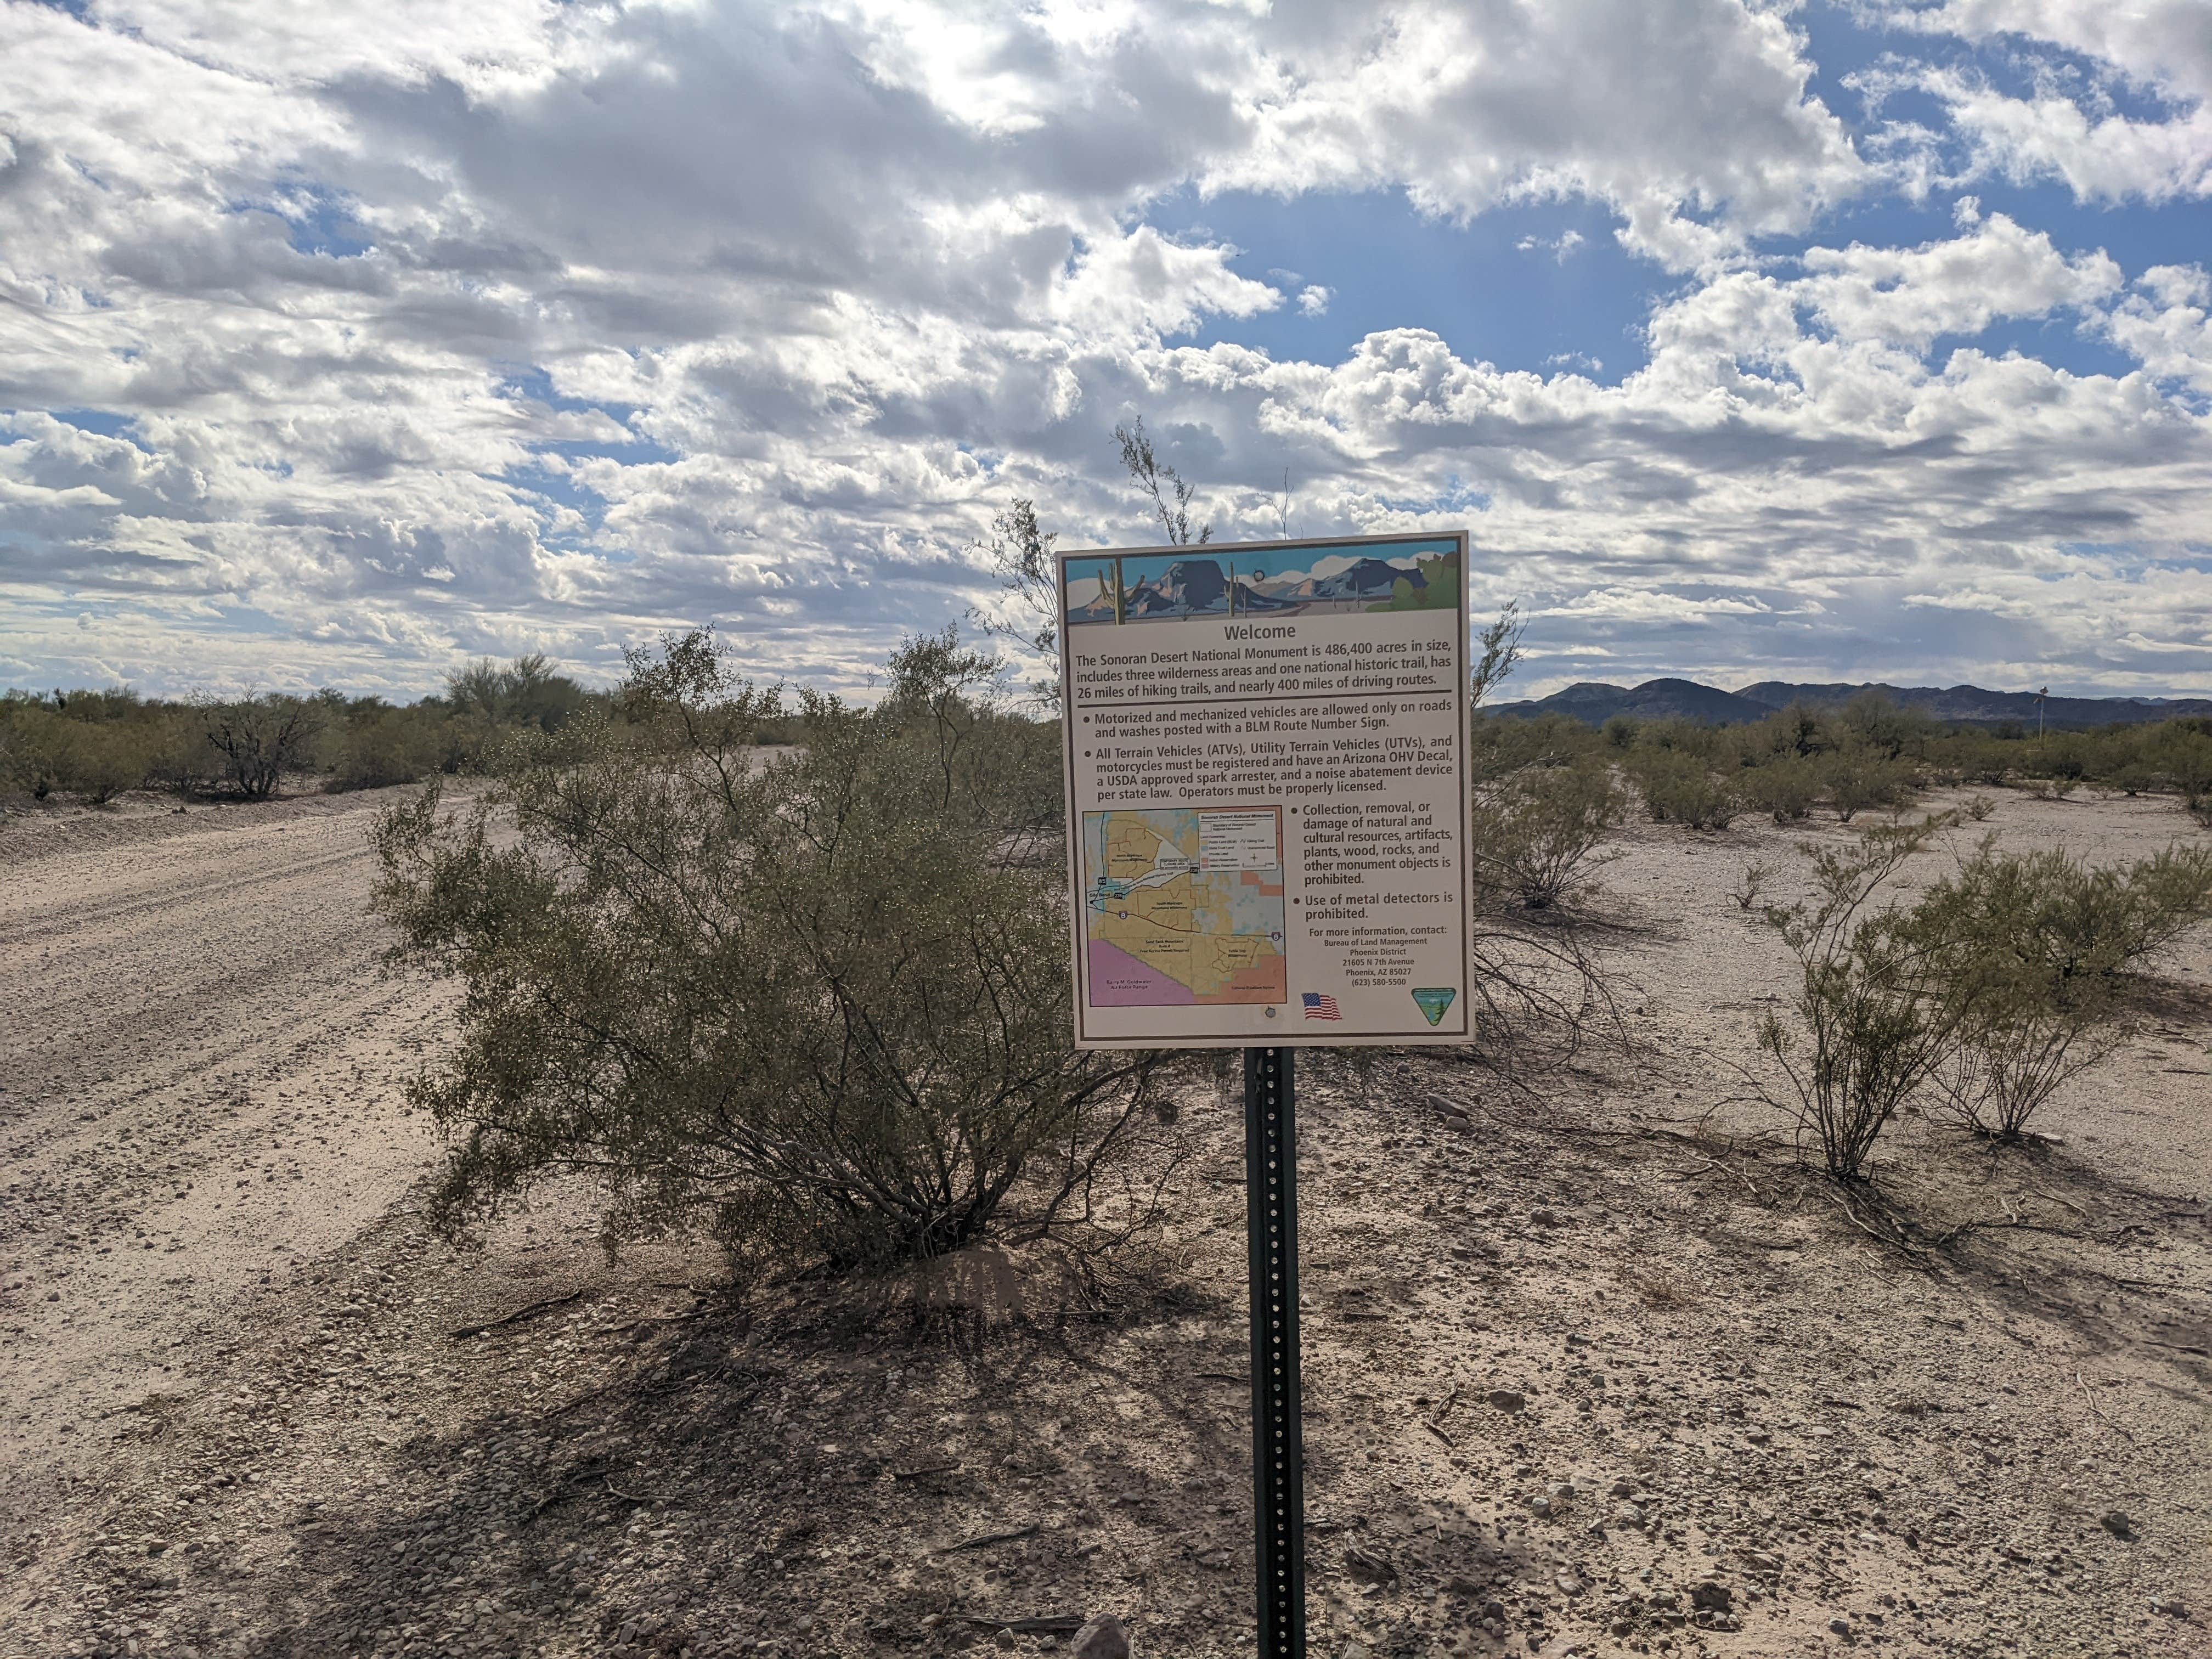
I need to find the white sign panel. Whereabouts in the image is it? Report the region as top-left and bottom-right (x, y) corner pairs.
(1059, 532), (1471, 1048)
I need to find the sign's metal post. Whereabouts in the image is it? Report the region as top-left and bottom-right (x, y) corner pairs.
(1245, 1046), (1306, 1657)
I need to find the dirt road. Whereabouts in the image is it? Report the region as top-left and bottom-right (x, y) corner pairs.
(1, 791), (445, 1517)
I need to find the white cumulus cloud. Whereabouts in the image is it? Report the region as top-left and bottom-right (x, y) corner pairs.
(0, 0), (2206, 699)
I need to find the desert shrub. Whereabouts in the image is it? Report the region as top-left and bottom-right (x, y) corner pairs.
(373, 629), (1173, 1273)
(1758, 814), (1962, 1180)
(141, 708), (216, 795)
(2145, 724), (2212, 820)
(1914, 840), (2212, 990)
(1732, 860), (1775, 911)
(1635, 718), (1724, 760)
(1925, 1005), (2117, 1142)
(1741, 757), (1818, 823)
(1469, 760), (1623, 909)
(2039, 734), (2090, 784)
(1905, 840), (2212, 1138)
(0, 701), (153, 801)
(1, 704), (67, 797)
(444, 653), (590, 734)
(203, 695), (322, 798)
(1742, 703), (1829, 761)
(59, 720), (152, 803)
(1631, 749), (1739, 829)
(331, 706), (445, 791)
(1469, 711), (1600, 781)
(1601, 713), (1638, 749)
(1841, 691), (1935, 760)
(1824, 755), (1914, 822)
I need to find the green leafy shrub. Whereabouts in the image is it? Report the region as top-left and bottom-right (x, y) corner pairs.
(1758, 814), (1963, 1180)
(372, 630), (1172, 1273)
(1904, 840), (2212, 1138)
(1632, 749), (1740, 829)
(1741, 757), (1818, 823)
(1824, 755), (1914, 822)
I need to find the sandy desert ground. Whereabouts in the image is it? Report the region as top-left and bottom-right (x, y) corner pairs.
(2, 784), (2208, 1659)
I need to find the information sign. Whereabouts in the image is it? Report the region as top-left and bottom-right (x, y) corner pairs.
(1059, 532), (1471, 1048)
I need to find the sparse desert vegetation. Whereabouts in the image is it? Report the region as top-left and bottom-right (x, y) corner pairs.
(4, 669), (2211, 1659)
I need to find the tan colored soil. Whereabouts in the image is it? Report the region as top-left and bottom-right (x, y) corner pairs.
(2, 786), (2207, 1659)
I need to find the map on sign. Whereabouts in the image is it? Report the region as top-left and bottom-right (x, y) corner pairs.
(1081, 808), (1287, 1006)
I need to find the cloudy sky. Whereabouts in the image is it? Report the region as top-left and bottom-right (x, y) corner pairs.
(3, 0), (2210, 701)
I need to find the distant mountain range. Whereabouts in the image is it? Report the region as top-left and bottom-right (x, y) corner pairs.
(1492, 678), (2212, 730)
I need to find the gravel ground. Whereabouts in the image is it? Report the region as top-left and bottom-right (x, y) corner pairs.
(2, 785), (2207, 1659)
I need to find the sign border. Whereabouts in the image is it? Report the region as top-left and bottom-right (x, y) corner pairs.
(1057, 529), (1472, 1049)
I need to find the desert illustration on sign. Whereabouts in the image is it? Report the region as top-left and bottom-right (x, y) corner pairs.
(1065, 546), (1462, 624)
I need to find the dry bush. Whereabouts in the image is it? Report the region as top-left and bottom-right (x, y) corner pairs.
(204, 695), (322, 798)
(1925, 1019), (2120, 1142)
(1613, 1263), (1689, 1309)
(1469, 760), (1624, 910)
(374, 630), (1178, 1276)
(1732, 860), (1775, 912)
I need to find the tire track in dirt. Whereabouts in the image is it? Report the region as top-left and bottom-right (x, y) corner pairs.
(0, 790), (450, 1522)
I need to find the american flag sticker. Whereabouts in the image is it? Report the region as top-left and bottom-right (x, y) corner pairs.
(1300, 991), (1341, 1020)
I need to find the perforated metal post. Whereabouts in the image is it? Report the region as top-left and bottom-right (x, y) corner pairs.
(1245, 1046), (1306, 1657)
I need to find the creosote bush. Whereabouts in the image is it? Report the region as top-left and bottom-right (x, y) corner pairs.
(373, 629), (1176, 1276)
(1759, 820), (2212, 1173)
(1463, 701), (2212, 833)
(1630, 748), (1740, 830)
(1905, 840), (2212, 1139)
(1758, 814), (1964, 1181)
